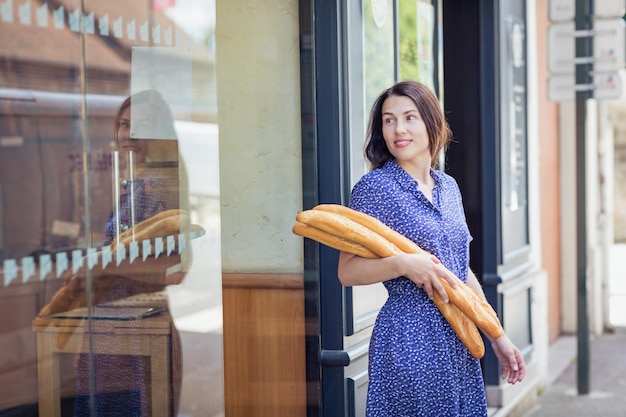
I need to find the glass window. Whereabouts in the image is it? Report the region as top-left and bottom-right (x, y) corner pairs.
(1, 0), (310, 416)
(1, 1), (222, 416)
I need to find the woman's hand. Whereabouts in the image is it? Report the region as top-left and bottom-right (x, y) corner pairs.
(490, 333), (526, 384)
(400, 253), (457, 303)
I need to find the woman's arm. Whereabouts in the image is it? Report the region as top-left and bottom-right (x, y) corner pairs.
(337, 251), (458, 303)
(467, 268), (527, 384)
(466, 268), (487, 297)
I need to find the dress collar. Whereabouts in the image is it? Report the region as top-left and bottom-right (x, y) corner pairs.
(382, 159), (443, 190)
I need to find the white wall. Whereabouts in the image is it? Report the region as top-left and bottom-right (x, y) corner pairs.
(215, 0), (303, 273)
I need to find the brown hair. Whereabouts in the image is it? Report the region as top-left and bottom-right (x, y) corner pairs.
(364, 81), (451, 170)
(114, 90), (179, 163)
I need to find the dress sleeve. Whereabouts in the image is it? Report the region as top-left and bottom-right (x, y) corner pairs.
(348, 175), (388, 223)
(448, 176), (473, 244)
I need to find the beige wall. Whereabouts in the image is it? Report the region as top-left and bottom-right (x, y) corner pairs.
(215, 0), (303, 273)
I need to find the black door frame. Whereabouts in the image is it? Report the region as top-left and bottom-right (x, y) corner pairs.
(300, 0), (351, 415)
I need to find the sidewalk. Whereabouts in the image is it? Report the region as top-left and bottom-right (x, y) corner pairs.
(524, 327), (626, 417)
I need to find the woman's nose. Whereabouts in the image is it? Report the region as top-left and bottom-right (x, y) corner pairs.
(395, 121), (407, 133)
(118, 128), (130, 141)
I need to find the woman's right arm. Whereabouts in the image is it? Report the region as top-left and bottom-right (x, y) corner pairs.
(337, 251), (456, 303)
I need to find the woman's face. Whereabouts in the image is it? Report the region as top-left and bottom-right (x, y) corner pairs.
(116, 105), (148, 161)
(381, 95), (431, 167)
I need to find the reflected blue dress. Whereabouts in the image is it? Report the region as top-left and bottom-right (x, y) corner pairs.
(349, 160), (488, 417)
(74, 177), (180, 417)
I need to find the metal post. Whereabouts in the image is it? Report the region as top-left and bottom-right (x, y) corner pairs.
(128, 149), (136, 240)
(575, 0), (592, 396)
(113, 150), (121, 243)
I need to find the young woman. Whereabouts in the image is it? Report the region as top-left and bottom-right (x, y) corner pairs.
(337, 81), (526, 416)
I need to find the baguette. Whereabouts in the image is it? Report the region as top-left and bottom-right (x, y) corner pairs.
(293, 209), (486, 358)
(313, 204), (419, 254)
(40, 211), (193, 319)
(295, 210), (402, 258)
(438, 278), (502, 340)
(312, 204), (503, 340)
(432, 292), (485, 359)
(114, 209), (186, 244)
(292, 222), (379, 259)
(111, 210), (191, 252)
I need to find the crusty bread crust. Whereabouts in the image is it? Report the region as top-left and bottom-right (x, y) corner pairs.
(311, 204), (503, 341)
(313, 204), (420, 253)
(295, 210), (402, 258)
(292, 222), (379, 259)
(111, 209), (189, 250)
(433, 292), (485, 359)
(293, 205), (506, 357)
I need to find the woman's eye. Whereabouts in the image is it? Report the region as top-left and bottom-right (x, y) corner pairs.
(384, 118), (395, 125)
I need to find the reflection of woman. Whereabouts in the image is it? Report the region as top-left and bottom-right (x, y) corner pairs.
(103, 90), (188, 244)
(73, 90), (187, 417)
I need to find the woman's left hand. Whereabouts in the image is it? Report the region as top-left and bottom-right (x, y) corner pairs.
(490, 333), (526, 384)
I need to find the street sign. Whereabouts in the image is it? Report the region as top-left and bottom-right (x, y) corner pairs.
(595, 0), (626, 17)
(548, 71), (623, 101)
(594, 19), (626, 72)
(547, 0), (626, 101)
(550, 0), (626, 21)
(548, 19), (625, 74)
(549, 0), (575, 22)
(548, 22), (575, 73)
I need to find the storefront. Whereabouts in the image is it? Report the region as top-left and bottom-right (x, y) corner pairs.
(0, 1), (541, 416)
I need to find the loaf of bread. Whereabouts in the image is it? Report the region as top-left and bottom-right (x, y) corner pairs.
(311, 204), (503, 341)
(39, 209), (200, 320)
(313, 204), (419, 253)
(432, 291), (485, 359)
(293, 206), (490, 358)
(110, 208), (191, 251)
(295, 210), (402, 258)
(292, 222), (378, 259)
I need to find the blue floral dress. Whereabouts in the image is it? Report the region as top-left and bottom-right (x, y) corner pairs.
(349, 160), (488, 417)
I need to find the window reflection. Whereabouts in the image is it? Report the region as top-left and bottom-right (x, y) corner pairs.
(0, 1), (221, 416)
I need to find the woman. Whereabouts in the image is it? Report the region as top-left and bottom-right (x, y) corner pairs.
(73, 90), (188, 417)
(337, 81), (525, 416)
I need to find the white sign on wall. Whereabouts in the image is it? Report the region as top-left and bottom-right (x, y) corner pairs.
(550, 0), (626, 22)
(548, 19), (625, 74)
(547, 0), (626, 101)
(549, 71), (623, 101)
(549, 0), (575, 21)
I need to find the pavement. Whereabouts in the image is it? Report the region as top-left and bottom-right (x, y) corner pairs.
(523, 327), (626, 417)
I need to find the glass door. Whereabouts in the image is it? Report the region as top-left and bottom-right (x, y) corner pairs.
(0, 1), (223, 416)
(315, 1), (443, 416)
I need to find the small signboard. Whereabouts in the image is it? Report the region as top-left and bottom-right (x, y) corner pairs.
(548, 19), (625, 74)
(594, 19), (626, 73)
(548, 71), (623, 101)
(550, 0), (626, 22)
(547, 0), (625, 101)
(548, 22), (575, 74)
(549, 0), (575, 22)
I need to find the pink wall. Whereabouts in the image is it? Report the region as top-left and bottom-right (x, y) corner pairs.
(536, 0), (562, 342)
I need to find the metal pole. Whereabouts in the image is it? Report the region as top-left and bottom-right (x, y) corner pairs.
(113, 150), (121, 243)
(575, 0), (592, 396)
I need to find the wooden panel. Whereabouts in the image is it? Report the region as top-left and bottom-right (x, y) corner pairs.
(223, 273), (306, 417)
(0, 279), (77, 411)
